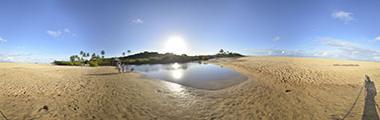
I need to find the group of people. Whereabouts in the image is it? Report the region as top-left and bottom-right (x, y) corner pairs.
(116, 62), (129, 73)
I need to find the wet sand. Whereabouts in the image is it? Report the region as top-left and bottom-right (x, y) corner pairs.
(1, 57), (380, 119)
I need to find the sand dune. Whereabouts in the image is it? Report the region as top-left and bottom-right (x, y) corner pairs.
(1, 57), (380, 119)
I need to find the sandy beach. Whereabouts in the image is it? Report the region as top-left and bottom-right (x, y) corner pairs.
(1, 57), (380, 119)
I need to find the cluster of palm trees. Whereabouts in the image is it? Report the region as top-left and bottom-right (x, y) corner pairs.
(69, 50), (132, 63)
(79, 51), (91, 61)
(70, 50), (105, 62)
(218, 49), (233, 55)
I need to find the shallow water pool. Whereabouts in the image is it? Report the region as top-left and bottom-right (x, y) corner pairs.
(130, 62), (247, 90)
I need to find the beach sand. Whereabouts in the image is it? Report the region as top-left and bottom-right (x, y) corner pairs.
(1, 57), (380, 119)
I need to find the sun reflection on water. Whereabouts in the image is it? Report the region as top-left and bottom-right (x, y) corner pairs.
(171, 69), (184, 79)
(171, 63), (181, 69)
(170, 63), (184, 80)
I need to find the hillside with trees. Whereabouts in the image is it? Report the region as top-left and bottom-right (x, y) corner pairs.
(53, 49), (244, 67)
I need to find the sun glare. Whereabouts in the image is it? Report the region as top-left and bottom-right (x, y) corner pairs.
(171, 63), (181, 69)
(164, 35), (187, 54)
(171, 69), (184, 79)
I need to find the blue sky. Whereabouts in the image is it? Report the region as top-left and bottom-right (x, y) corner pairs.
(1, 0), (380, 63)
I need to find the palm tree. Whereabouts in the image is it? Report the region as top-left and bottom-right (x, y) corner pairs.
(80, 51), (84, 56)
(92, 53), (96, 59)
(79, 51), (84, 62)
(76, 55), (80, 61)
(70, 55), (76, 62)
(101, 50), (105, 59)
(70, 55), (80, 62)
(219, 49), (224, 54)
(127, 50), (131, 54)
(122, 52), (126, 57)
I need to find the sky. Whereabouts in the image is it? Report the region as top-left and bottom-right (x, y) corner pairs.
(1, 0), (380, 63)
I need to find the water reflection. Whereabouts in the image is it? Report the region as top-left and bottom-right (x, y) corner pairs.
(172, 63), (181, 69)
(171, 69), (184, 79)
(132, 62), (247, 90)
(165, 81), (184, 93)
(170, 63), (184, 79)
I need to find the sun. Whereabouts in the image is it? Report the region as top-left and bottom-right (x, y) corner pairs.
(164, 35), (187, 54)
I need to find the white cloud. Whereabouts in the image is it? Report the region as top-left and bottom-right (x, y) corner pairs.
(319, 37), (380, 61)
(320, 37), (355, 48)
(47, 28), (75, 38)
(332, 10), (354, 24)
(0, 37), (7, 43)
(273, 36), (280, 41)
(131, 18), (143, 24)
(243, 48), (314, 57)
(374, 56), (380, 61)
(64, 28), (71, 33)
(242, 37), (380, 61)
(374, 36), (380, 41)
(46, 30), (62, 37)
(0, 52), (58, 63)
(0, 52), (32, 62)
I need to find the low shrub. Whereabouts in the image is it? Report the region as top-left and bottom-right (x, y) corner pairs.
(53, 61), (73, 66)
(89, 61), (99, 67)
(72, 61), (82, 66)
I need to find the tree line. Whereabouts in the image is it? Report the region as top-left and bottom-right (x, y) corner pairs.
(53, 49), (243, 67)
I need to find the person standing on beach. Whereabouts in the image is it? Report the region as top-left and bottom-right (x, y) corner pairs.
(121, 63), (125, 73)
(121, 63), (130, 73)
(116, 62), (122, 73)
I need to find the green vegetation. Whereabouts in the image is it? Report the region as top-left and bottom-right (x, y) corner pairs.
(53, 49), (244, 67)
(89, 60), (99, 67)
(53, 50), (105, 67)
(53, 61), (79, 66)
